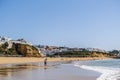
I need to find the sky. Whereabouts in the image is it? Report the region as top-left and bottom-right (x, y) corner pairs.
(0, 0), (120, 50)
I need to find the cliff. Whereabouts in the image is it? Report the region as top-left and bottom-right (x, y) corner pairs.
(14, 43), (41, 57)
(0, 42), (41, 57)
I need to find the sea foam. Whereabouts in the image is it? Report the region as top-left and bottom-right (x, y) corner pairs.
(74, 63), (120, 80)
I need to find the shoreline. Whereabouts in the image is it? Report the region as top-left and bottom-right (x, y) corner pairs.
(0, 60), (100, 80)
(0, 57), (112, 65)
(0, 57), (111, 80)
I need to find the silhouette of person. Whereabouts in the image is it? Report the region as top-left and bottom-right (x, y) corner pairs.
(44, 58), (47, 66)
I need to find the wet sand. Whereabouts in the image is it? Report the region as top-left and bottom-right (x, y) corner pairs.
(0, 62), (100, 80)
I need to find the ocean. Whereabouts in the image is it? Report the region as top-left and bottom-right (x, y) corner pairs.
(74, 59), (120, 80)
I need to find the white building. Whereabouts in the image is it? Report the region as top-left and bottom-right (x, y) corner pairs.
(0, 36), (32, 49)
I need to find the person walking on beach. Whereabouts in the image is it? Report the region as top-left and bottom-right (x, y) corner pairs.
(44, 58), (47, 66)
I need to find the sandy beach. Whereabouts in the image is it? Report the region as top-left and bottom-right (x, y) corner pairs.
(0, 57), (111, 80)
(0, 58), (101, 80)
(0, 57), (110, 64)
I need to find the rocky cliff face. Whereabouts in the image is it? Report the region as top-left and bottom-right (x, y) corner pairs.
(14, 43), (41, 57)
(0, 42), (41, 57)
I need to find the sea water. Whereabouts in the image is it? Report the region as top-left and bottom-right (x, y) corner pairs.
(74, 59), (120, 80)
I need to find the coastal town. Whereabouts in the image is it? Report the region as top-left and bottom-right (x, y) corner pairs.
(0, 36), (119, 57)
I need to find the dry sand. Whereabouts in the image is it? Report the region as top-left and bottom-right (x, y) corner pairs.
(0, 57), (111, 64)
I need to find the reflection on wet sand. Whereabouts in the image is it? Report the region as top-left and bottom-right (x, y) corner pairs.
(0, 64), (38, 76)
(0, 62), (60, 77)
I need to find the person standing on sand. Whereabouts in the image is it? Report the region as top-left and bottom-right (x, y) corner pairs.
(44, 58), (47, 66)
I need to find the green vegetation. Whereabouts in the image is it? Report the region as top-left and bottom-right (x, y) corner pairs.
(53, 50), (114, 57)
(54, 51), (90, 57)
(1, 42), (8, 49)
(109, 50), (120, 56)
(0, 42), (9, 55)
